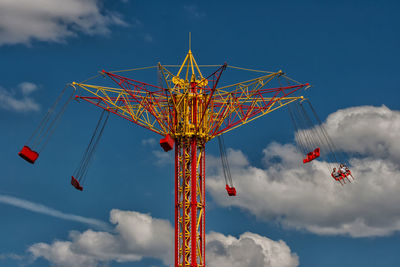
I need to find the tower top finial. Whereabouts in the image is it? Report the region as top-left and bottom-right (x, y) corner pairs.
(189, 32), (191, 50)
(172, 34), (208, 87)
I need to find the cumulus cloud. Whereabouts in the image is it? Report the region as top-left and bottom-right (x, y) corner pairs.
(207, 232), (298, 267)
(0, 194), (110, 231)
(207, 105), (400, 237)
(0, 0), (127, 46)
(323, 105), (400, 162)
(29, 209), (173, 267)
(28, 209), (297, 267)
(0, 82), (40, 112)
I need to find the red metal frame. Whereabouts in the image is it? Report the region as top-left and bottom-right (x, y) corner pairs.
(191, 138), (197, 265)
(175, 138), (205, 267)
(211, 84), (308, 136)
(175, 142), (179, 266)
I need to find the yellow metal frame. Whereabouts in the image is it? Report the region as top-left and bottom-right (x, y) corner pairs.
(73, 49), (306, 140)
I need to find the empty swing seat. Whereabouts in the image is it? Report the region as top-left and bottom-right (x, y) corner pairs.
(303, 147), (320, 164)
(18, 146), (39, 164)
(160, 134), (174, 152)
(71, 176), (83, 191)
(314, 147), (320, 157)
(226, 184), (237, 196)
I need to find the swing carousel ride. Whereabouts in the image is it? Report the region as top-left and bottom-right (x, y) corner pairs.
(18, 43), (353, 266)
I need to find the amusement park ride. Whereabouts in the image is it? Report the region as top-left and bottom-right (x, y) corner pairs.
(18, 40), (352, 266)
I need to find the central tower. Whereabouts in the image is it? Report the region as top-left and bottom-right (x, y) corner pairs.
(172, 50), (210, 266)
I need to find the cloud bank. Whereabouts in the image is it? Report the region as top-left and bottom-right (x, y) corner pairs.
(28, 209), (297, 267)
(207, 105), (400, 237)
(0, 0), (126, 46)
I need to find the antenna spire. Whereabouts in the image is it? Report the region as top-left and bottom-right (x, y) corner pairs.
(189, 32), (191, 50)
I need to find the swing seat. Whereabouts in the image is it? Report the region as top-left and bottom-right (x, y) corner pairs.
(338, 167), (352, 178)
(226, 184), (237, 196)
(303, 147), (320, 164)
(160, 134), (174, 152)
(331, 173), (341, 181)
(341, 172), (350, 178)
(340, 172), (351, 183)
(71, 176), (83, 191)
(314, 147), (320, 157)
(18, 146), (39, 164)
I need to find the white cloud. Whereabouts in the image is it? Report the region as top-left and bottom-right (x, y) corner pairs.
(152, 150), (174, 165)
(0, 82), (40, 112)
(0, 253), (24, 260)
(29, 241), (99, 267)
(108, 210), (173, 262)
(142, 138), (157, 146)
(28, 209), (298, 267)
(207, 105), (400, 237)
(323, 105), (400, 162)
(19, 82), (38, 95)
(143, 140), (175, 166)
(142, 138), (176, 167)
(0, 0), (127, 46)
(207, 232), (298, 267)
(143, 138), (174, 165)
(29, 210), (172, 267)
(0, 194), (110, 231)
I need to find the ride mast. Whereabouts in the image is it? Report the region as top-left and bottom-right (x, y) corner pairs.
(72, 49), (308, 267)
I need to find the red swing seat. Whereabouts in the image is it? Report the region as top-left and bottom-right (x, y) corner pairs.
(71, 176), (83, 191)
(338, 167), (352, 178)
(160, 134), (174, 152)
(226, 184), (237, 196)
(18, 146), (39, 164)
(303, 147), (320, 164)
(331, 173), (342, 181)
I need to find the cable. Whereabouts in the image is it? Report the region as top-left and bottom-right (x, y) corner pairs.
(288, 105), (307, 155)
(73, 110), (109, 185)
(37, 89), (76, 153)
(217, 135), (233, 186)
(25, 85), (76, 154)
(27, 85), (69, 146)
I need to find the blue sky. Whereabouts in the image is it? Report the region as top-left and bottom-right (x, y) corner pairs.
(1, 0), (400, 266)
